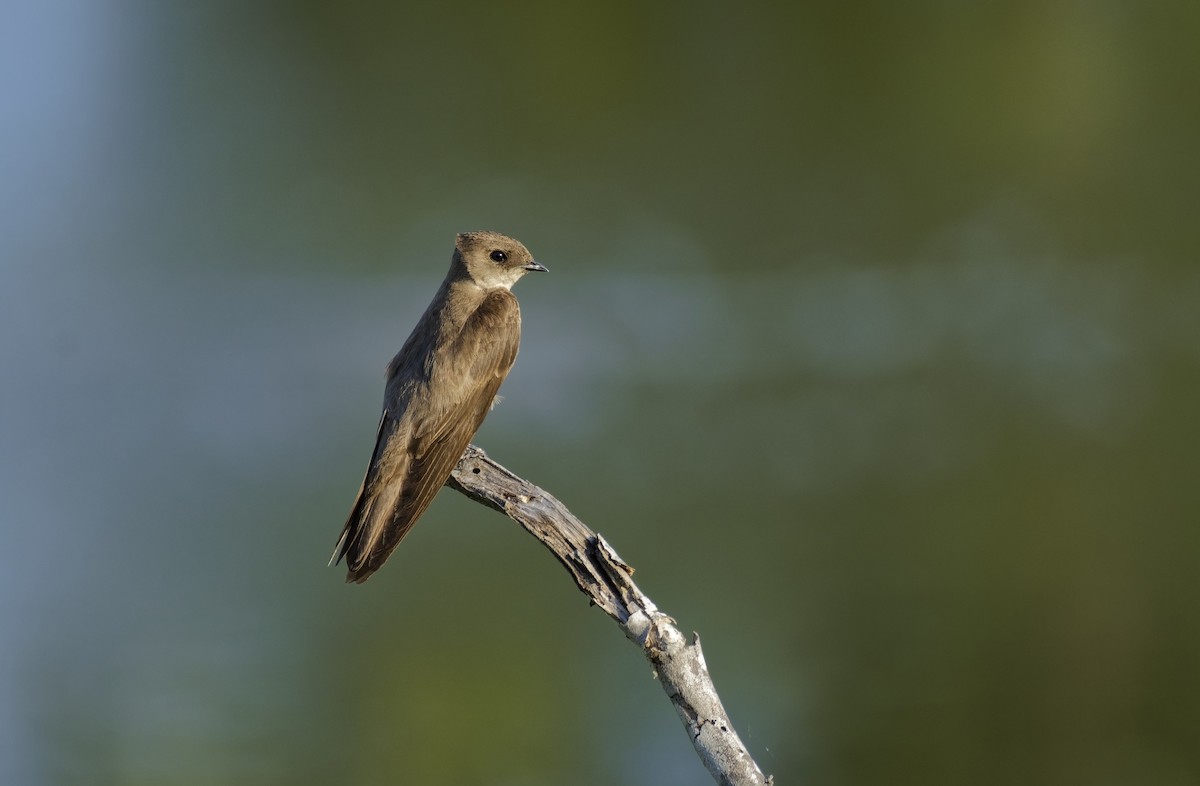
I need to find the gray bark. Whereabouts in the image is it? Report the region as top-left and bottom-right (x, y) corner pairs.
(448, 445), (772, 786)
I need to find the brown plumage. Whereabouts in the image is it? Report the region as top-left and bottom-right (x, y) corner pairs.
(331, 231), (546, 583)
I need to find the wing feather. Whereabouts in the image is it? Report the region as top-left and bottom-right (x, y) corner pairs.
(337, 290), (521, 583)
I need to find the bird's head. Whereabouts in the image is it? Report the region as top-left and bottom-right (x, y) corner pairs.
(453, 231), (547, 290)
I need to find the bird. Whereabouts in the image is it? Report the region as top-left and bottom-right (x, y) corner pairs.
(330, 231), (546, 583)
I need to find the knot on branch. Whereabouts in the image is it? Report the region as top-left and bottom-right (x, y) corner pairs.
(446, 445), (771, 786)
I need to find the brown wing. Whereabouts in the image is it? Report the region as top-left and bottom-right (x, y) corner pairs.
(334, 290), (521, 583)
(327, 409), (389, 567)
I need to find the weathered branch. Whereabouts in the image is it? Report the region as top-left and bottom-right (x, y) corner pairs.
(448, 445), (771, 786)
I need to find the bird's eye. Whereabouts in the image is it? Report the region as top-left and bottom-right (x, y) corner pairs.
(489, 250), (508, 263)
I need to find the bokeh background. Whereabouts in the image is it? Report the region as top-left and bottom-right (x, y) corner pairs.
(3, 2), (1198, 784)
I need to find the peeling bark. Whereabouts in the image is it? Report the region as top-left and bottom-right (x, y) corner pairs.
(447, 445), (772, 786)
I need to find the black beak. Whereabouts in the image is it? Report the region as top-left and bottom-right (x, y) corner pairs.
(524, 261), (548, 273)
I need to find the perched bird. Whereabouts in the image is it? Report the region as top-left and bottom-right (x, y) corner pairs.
(330, 231), (546, 583)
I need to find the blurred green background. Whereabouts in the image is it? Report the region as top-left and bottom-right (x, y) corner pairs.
(3, 2), (1198, 784)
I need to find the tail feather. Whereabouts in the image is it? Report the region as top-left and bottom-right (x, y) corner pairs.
(329, 410), (388, 571)
(328, 530), (349, 567)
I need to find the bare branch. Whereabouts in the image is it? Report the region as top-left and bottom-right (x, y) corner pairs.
(447, 445), (772, 786)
